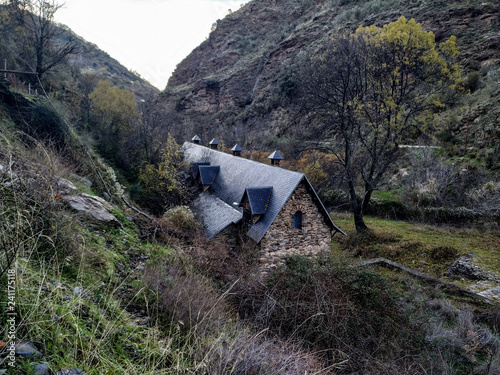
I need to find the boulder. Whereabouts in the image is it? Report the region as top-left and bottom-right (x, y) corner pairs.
(54, 177), (77, 195)
(446, 253), (500, 281)
(478, 286), (500, 302)
(55, 369), (87, 375)
(33, 363), (50, 375)
(15, 340), (42, 358)
(61, 193), (118, 223)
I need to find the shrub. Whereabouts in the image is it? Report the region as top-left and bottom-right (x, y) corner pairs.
(143, 259), (226, 333)
(338, 229), (400, 257)
(464, 71), (483, 93)
(235, 254), (426, 373)
(27, 102), (70, 150)
(163, 206), (197, 231)
(429, 245), (459, 262)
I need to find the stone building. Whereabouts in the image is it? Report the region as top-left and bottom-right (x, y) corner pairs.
(182, 140), (345, 271)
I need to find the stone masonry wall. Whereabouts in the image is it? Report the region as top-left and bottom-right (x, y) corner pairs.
(259, 181), (332, 272)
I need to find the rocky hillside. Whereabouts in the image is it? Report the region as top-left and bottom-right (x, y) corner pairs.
(152, 0), (500, 151)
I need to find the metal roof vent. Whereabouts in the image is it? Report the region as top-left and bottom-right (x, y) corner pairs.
(268, 150), (284, 166)
(231, 144), (243, 156)
(209, 138), (219, 149)
(192, 135), (201, 144)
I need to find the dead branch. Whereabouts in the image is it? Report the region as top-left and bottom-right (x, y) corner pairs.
(354, 257), (494, 305)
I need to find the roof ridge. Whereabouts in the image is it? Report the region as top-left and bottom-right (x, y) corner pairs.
(182, 142), (304, 178)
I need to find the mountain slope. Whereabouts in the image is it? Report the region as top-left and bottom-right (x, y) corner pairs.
(0, 4), (158, 102)
(152, 0), (500, 151)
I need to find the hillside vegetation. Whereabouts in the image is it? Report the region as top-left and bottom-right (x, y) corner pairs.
(151, 0), (500, 228)
(0, 0), (499, 374)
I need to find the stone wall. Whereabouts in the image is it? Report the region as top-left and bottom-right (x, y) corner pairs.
(259, 181), (332, 272)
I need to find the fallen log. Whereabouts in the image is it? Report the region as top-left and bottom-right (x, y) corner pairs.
(354, 257), (494, 305)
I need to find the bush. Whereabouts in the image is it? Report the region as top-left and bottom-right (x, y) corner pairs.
(429, 245), (459, 262)
(235, 254), (427, 373)
(464, 71), (483, 93)
(143, 256), (323, 374)
(163, 206), (197, 231)
(338, 229), (400, 257)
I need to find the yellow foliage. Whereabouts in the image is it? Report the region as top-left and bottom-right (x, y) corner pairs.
(89, 80), (138, 133)
(356, 16), (461, 88)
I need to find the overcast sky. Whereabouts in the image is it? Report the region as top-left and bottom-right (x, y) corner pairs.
(56, 0), (248, 89)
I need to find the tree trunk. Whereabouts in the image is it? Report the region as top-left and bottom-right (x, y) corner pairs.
(353, 204), (369, 232)
(361, 188), (373, 215)
(348, 180), (370, 233)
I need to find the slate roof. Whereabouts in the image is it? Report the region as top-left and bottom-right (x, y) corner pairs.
(182, 142), (345, 242)
(192, 135), (201, 142)
(268, 150), (284, 160)
(244, 187), (273, 215)
(191, 193), (242, 238)
(191, 162), (210, 179)
(231, 144), (243, 152)
(199, 166), (220, 185)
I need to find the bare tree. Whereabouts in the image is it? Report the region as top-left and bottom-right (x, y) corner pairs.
(8, 0), (78, 83)
(299, 18), (461, 232)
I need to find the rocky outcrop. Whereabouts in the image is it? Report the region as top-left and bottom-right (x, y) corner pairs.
(0, 159), (118, 224)
(61, 193), (118, 223)
(151, 0), (500, 150)
(446, 253), (500, 282)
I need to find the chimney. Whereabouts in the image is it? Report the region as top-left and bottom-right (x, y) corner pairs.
(231, 144), (243, 156)
(268, 150), (284, 166)
(192, 135), (201, 144)
(209, 138), (219, 150)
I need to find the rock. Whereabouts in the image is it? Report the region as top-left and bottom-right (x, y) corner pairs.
(55, 369), (87, 375)
(478, 286), (500, 302)
(54, 177), (77, 195)
(15, 341), (42, 358)
(446, 253), (500, 282)
(33, 363), (50, 375)
(61, 193), (118, 223)
(80, 178), (92, 188)
(73, 287), (88, 297)
(102, 192), (111, 201)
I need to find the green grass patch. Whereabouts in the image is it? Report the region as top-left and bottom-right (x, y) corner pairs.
(333, 214), (500, 278)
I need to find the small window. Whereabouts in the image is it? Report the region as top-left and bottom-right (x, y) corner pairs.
(294, 211), (303, 229)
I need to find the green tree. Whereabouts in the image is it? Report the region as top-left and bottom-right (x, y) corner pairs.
(138, 135), (188, 214)
(89, 80), (139, 172)
(300, 17), (462, 232)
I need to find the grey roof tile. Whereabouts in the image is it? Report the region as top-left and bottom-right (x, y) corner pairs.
(182, 142), (344, 242)
(199, 166), (220, 185)
(190, 193), (242, 238)
(245, 187), (273, 215)
(268, 150), (284, 160)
